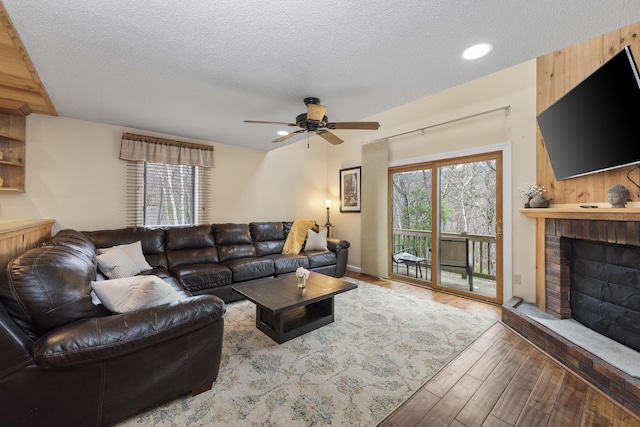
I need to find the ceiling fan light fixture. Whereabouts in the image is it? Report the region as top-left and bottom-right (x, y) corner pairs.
(461, 43), (493, 60)
(245, 97), (380, 145)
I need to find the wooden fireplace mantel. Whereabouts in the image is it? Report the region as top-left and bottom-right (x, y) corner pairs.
(520, 206), (640, 221)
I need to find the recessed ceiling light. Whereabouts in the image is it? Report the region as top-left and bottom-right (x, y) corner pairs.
(277, 130), (289, 136)
(461, 43), (493, 60)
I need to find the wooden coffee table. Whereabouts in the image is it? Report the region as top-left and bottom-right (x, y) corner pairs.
(232, 272), (357, 344)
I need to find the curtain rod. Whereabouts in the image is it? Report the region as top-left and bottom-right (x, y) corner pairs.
(382, 104), (511, 141)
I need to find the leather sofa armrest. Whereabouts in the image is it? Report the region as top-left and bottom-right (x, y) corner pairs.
(327, 238), (350, 253)
(0, 302), (35, 379)
(327, 238), (350, 277)
(32, 295), (225, 368)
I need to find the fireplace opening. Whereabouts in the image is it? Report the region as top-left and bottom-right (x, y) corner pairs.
(503, 218), (640, 416)
(570, 238), (640, 353)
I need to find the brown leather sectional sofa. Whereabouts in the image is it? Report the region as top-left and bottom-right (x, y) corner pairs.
(83, 221), (350, 302)
(0, 221), (349, 426)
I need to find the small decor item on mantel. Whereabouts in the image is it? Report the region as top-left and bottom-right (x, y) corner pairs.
(518, 184), (547, 208)
(607, 184), (630, 208)
(295, 267), (310, 289)
(529, 194), (551, 208)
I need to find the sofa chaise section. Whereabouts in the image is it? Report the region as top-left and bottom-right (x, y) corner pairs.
(0, 229), (225, 427)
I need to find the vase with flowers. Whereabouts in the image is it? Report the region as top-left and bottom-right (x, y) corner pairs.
(518, 184), (547, 208)
(295, 267), (310, 288)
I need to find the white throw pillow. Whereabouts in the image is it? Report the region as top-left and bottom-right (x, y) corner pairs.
(304, 228), (328, 251)
(98, 241), (152, 272)
(96, 247), (141, 279)
(91, 275), (183, 314)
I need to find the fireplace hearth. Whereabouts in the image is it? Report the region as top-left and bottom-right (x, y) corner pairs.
(503, 215), (640, 417)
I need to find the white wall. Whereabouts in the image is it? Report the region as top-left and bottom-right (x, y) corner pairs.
(328, 59), (538, 302)
(0, 115), (330, 233)
(0, 58), (539, 302)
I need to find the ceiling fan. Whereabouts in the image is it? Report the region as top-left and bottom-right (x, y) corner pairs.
(244, 97), (380, 144)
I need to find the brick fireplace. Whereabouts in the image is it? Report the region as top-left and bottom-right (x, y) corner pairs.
(503, 212), (640, 417)
(544, 218), (640, 320)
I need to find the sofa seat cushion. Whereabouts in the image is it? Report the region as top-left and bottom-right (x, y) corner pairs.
(221, 258), (275, 282)
(171, 264), (232, 292)
(262, 254), (310, 275)
(303, 250), (337, 268)
(147, 267), (174, 280)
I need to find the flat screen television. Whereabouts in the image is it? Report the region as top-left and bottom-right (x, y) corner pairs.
(536, 45), (640, 180)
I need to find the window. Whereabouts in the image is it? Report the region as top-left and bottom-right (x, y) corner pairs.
(126, 161), (211, 227)
(121, 133), (213, 227)
(144, 162), (194, 226)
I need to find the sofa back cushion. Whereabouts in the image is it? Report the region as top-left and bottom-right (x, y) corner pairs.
(250, 222), (286, 257)
(40, 229), (97, 261)
(165, 225), (219, 268)
(213, 223), (256, 263)
(0, 245), (108, 340)
(83, 227), (167, 268)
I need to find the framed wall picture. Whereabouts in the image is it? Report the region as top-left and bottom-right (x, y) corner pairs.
(340, 166), (361, 212)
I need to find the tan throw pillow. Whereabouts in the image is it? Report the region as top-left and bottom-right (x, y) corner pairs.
(91, 275), (183, 314)
(304, 228), (328, 251)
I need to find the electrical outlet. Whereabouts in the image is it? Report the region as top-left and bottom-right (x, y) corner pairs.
(513, 274), (522, 285)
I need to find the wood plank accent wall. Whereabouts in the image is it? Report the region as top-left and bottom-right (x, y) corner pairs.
(536, 22), (640, 204)
(0, 219), (55, 268)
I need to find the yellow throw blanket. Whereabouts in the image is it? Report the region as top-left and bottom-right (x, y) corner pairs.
(282, 219), (316, 255)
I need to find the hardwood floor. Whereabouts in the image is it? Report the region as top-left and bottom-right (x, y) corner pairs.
(344, 271), (640, 427)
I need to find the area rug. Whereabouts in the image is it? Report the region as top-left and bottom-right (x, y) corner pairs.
(117, 278), (496, 427)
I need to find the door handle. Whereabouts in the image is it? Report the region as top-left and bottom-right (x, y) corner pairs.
(495, 220), (502, 237)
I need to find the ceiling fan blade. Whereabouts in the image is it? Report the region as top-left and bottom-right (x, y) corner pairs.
(327, 121), (380, 130)
(307, 104), (328, 122)
(316, 130), (343, 145)
(272, 129), (306, 143)
(244, 120), (297, 126)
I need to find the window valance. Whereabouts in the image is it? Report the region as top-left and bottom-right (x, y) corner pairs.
(120, 133), (214, 167)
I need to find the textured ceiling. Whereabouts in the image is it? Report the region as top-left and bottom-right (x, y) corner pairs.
(2, 1), (640, 151)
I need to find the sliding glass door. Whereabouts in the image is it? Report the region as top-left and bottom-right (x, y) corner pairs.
(389, 151), (503, 304)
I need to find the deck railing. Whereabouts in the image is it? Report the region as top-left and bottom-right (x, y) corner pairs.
(392, 228), (496, 279)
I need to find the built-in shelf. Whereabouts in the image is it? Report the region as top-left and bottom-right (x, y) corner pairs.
(0, 160), (24, 167)
(0, 187), (24, 193)
(0, 100), (28, 192)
